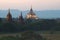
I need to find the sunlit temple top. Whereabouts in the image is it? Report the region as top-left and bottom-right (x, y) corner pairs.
(26, 7), (38, 19)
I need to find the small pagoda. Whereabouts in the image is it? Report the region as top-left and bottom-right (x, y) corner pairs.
(18, 12), (25, 24)
(6, 9), (12, 22)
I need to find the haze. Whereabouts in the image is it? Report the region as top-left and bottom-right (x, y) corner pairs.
(0, 0), (60, 10)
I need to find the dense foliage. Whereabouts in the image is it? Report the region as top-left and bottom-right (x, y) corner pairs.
(0, 19), (60, 33)
(0, 31), (46, 40)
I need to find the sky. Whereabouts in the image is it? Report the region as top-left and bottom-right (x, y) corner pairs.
(0, 0), (60, 10)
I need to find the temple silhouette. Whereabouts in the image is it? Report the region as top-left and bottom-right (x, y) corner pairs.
(6, 9), (12, 22)
(6, 7), (38, 24)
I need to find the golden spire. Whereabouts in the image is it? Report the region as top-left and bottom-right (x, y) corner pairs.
(26, 6), (38, 19)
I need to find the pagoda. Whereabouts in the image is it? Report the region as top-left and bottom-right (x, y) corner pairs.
(26, 7), (38, 20)
(6, 9), (12, 22)
(18, 12), (25, 24)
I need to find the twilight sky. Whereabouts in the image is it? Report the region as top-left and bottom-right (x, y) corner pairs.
(0, 0), (60, 10)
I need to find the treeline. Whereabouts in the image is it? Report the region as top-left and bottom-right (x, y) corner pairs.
(0, 18), (60, 33)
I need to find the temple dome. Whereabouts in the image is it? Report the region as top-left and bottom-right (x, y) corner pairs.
(26, 7), (38, 19)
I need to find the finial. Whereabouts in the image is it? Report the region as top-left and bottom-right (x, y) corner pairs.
(8, 8), (10, 13)
(31, 5), (32, 9)
(30, 5), (33, 12)
(21, 11), (22, 16)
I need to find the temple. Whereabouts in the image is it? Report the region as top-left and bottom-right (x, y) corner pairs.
(18, 12), (25, 24)
(6, 9), (12, 22)
(6, 8), (39, 23)
(26, 7), (38, 20)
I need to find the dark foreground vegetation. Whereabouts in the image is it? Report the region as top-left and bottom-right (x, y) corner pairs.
(0, 31), (60, 40)
(0, 18), (60, 40)
(0, 31), (46, 40)
(0, 18), (60, 33)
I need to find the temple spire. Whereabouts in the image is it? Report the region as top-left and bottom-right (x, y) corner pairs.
(30, 5), (33, 12)
(8, 9), (10, 14)
(21, 11), (23, 18)
(6, 9), (12, 22)
(18, 12), (25, 24)
(26, 6), (38, 20)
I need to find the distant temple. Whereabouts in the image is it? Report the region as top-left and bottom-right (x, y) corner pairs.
(18, 12), (25, 24)
(6, 9), (12, 22)
(6, 8), (39, 23)
(26, 7), (38, 20)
